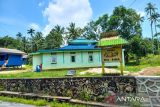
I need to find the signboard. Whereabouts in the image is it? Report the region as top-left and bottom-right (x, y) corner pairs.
(103, 48), (120, 62)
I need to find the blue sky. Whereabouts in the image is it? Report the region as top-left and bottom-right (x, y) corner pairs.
(0, 0), (159, 38)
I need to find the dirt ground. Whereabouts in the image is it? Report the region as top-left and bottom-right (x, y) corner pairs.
(81, 67), (160, 76)
(0, 69), (28, 74)
(80, 68), (129, 75)
(0, 65), (31, 74)
(128, 66), (160, 76)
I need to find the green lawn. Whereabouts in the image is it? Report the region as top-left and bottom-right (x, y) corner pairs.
(0, 96), (85, 107)
(0, 68), (102, 79)
(123, 63), (151, 72)
(122, 54), (160, 72)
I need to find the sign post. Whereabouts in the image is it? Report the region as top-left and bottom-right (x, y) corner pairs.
(101, 47), (105, 74)
(118, 45), (123, 75)
(98, 32), (128, 75)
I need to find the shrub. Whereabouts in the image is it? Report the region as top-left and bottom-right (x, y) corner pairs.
(140, 54), (160, 66)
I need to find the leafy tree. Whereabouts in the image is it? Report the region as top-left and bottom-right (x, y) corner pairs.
(83, 14), (109, 40)
(45, 25), (64, 49)
(130, 35), (152, 64)
(0, 36), (18, 48)
(106, 6), (143, 62)
(0, 35), (30, 53)
(95, 14), (109, 32)
(83, 21), (100, 40)
(66, 22), (83, 42)
(108, 6), (142, 40)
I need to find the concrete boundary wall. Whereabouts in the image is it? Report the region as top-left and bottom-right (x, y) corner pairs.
(0, 76), (159, 106)
(0, 77), (136, 100)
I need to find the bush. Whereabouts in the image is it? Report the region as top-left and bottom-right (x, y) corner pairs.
(129, 100), (142, 107)
(140, 54), (160, 66)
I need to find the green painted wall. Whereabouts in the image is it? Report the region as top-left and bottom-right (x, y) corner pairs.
(32, 50), (124, 70)
(33, 54), (42, 71)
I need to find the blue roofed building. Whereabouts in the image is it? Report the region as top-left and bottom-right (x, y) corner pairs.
(0, 48), (27, 68)
(32, 37), (125, 70)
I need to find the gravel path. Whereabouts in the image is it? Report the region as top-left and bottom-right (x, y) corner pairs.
(80, 68), (129, 75)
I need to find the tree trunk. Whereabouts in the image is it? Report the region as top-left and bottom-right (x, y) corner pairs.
(135, 55), (140, 65)
(149, 10), (154, 54)
(151, 22), (154, 54)
(154, 21), (159, 54)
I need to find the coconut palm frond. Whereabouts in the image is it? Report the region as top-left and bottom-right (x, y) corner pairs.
(154, 32), (160, 37)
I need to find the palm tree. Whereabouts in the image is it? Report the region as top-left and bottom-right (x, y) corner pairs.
(16, 32), (22, 38)
(27, 28), (35, 52)
(54, 25), (65, 34)
(27, 28), (35, 37)
(155, 24), (160, 52)
(151, 12), (160, 52)
(32, 32), (44, 51)
(22, 36), (27, 52)
(16, 32), (23, 50)
(145, 2), (157, 54)
(45, 25), (64, 49)
(66, 22), (83, 41)
(157, 24), (160, 28)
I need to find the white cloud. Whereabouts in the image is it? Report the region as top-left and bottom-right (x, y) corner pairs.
(29, 23), (40, 31)
(42, 0), (92, 36)
(137, 10), (145, 17)
(43, 24), (52, 36)
(38, 2), (44, 7)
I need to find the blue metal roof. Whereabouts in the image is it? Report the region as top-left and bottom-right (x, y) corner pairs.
(59, 44), (100, 50)
(35, 45), (100, 54)
(38, 49), (59, 53)
(32, 38), (100, 54)
(68, 37), (97, 45)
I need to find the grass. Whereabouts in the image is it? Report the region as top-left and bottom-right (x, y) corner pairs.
(0, 96), (85, 107)
(0, 96), (47, 106)
(123, 62), (150, 72)
(122, 54), (160, 72)
(0, 68), (102, 79)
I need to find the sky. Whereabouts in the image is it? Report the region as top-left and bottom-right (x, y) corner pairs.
(0, 0), (159, 38)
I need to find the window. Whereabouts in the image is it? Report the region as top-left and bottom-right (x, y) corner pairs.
(88, 52), (93, 62)
(70, 52), (76, 63)
(0, 55), (5, 61)
(51, 53), (57, 64)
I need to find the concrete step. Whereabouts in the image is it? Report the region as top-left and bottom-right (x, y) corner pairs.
(0, 91), (130, 107)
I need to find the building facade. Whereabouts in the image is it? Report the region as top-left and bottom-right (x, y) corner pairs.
(0, 48), (26, 67)
(32, 37), (125, 70)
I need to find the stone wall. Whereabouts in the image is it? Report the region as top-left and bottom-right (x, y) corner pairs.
(136, 76), (160, 107)
(0, 76), (160, 106)
(0, 76), (136, 101)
